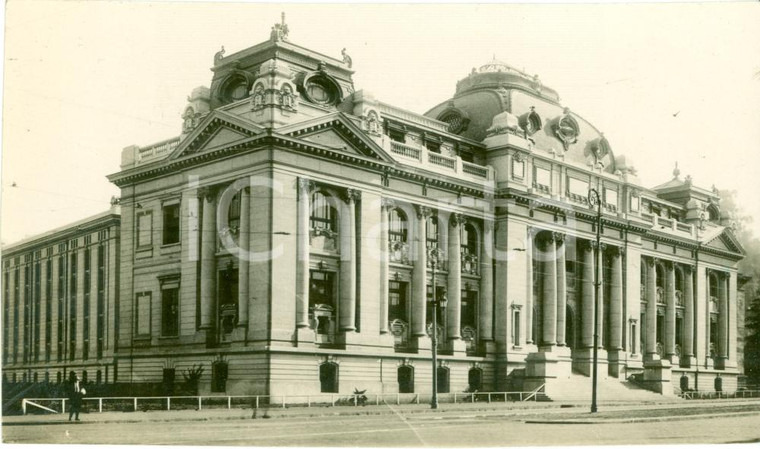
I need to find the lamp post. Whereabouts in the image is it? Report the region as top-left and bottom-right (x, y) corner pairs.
(588, 187), (602, 413)
(428, 247), (446, 410)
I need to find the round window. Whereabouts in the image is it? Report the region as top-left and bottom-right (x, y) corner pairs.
(230, 82), (248, 101)
(306, 81), (331, 104)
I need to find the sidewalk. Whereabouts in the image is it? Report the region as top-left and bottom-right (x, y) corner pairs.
(4, 398), (759, 426)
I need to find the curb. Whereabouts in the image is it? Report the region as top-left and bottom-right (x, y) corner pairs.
(525, 410), (760, 425)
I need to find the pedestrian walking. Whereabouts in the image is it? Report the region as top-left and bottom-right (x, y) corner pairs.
(67, 371), (84, 421)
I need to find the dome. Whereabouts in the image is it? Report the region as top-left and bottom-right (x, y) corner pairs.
(478, 58), (527, 77)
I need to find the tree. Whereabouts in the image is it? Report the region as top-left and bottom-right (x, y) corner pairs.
(720, 190), (760, 387)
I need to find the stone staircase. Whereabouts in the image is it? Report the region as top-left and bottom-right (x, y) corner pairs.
(542, 373), (680, 403)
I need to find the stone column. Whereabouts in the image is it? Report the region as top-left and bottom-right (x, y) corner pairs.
(295, 178), (313, 329)
(665, 262), (676, 358)
(555, 233), (567, 346)
(718, 273), (728, 361)
(199, 187), (217, 331)
(447, 213), (464, 341)
(596, 243), (606, 349)
(581, 241), (594, 348)
(479, 221), (494, 341)
(526, 227), (534, 344)
(339, 189), (360, 332)
(412, 206), (431, 337)
(645, 258), (658, 358)
(683, 266), (694, 362)
(542, 234), (557, 347)
(379, 199), (393, 334)
(609, 247), (623, 351)
(237, 186), (250, 329)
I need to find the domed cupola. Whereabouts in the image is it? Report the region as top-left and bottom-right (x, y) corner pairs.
(454, 57), (561, 103)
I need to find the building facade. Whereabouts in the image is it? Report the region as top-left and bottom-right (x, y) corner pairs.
(2, 206), (121, 386)
(3, 22), (745, 398)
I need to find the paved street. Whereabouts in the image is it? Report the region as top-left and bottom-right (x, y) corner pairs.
(4, 401), (760, 446)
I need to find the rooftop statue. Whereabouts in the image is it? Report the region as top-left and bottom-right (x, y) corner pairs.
(214, 46), (225, 64)
(341, 48), (353, 68)
(270, 12), (290, 42)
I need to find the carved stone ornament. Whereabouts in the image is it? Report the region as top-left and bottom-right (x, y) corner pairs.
(298, 178), (315, 194)
(344, 189), (362, 203)
(592, 134), (611, 166)
(214, 46), (225, 64)
(415, 205), (433, 219)
(449, 213), (466, 228)
(381, 197), (397, 210)
(197, 186), (217, 202)
(552, 232), (565, 244)
(553, 107), (579, 151)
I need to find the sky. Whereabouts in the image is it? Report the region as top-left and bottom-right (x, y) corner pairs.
(2, 1), (760, 246)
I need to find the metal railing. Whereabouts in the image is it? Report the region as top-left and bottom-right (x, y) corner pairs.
(21, 390), (547, 415)
(677, 389), (760, 400)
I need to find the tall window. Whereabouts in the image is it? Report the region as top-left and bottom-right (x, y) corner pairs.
(426, 285), (446, 326)
(45, 259), (52, 362)
(461, 289), (477, 328)
(162, 203), (180, 245)
(461, 223), (478, 256)
(398, 365), (414, 393)
(388, 209), (408, 243)
(33, 261), (41, 362)
(23, 265), (30, 363)
(83, 249), (90, 360)
(96, 245), (105, 358)
(57, 256), (65, 361)
(3, 271), (9, 364)
(135, 292), (151, 337)
(211, 361), (228, 393)
(69, 252), (77, 361)
(388, 281), (408, 321)
(468, 368), (483, 392)
(13, 268), (19, 363)
(161, 279), (180, 337)
(319, 362), (339, 393)
(436, 367), (450, 393)
(310, 192), (338, 233)
(426, 216), (439, 250)
(137, 211), (152, 248)
(227, 193), (241, 237)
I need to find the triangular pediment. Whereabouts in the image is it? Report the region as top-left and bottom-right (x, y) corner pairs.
(279, 113), (395, 163)
(169, 110), (264, 160)
(703, 227), (745, 255)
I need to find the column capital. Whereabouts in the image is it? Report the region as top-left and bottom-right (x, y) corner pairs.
(381, 197), (396, 210)
(298, 177), (315, 194)
(579, 239), (594, 252)
(197, 186), (217, 202)
(415, 205), (433, 219)
(552, 231), (565, 244)
(449, 213), (466, 228)
(644, 256), (655, 268)
(343, 188), (362, 203)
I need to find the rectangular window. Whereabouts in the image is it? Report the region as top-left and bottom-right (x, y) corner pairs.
(459, 151), (474, 163)
(512, 309), (521, 346)
(137, 211), (152, 248)
(135, 292), (151, 337)
(161, 280), (180, 337)
(388, 281), (408, 322)
(567, 176), (589, 197)
(162, 203), (180, 245)
(512, 158), (525, 180)
(630, 194), (640, 212)
(604, 187), (618, 210)
(57, 256), (65, 361)
(3, 271), (9, 364)
(83, 248), (90, 360)
(33, 262), (41, 362)
(461, 289), (477, 328)
(534, 166), (551, 191)
(45, 259), (52, 362)
(96, 245), (105, 358)
(69, 252), (77, 361)
(13, 269), (19, 363)
(309, 271), (335, 308)
(426, 285), (446, 325)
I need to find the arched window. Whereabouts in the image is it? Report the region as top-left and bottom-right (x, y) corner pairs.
(675, 268), (683, 292)
(461, 223), (478, 256)
(397, 365), (414, 393)
(436, 367), (450, 393)
(310, 192), (338, 233)
(319, 362), (339, 393)
(388, 209), (408, 243)
(426, 216), (439, 250)
(468, 368), (483, 392)
(656, 264), (665, 289)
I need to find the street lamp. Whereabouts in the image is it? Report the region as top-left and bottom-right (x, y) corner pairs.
(428, 247), (446, 410)
(588, 187), (602, 414)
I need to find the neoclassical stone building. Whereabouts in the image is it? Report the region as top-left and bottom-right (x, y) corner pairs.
(4, 21), (745, 399)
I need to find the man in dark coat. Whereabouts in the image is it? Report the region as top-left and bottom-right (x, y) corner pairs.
(67, 372), (83, 421)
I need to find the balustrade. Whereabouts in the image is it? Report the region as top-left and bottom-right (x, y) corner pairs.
(428, 152), (456, 169)
(389, 141), (421, 161)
